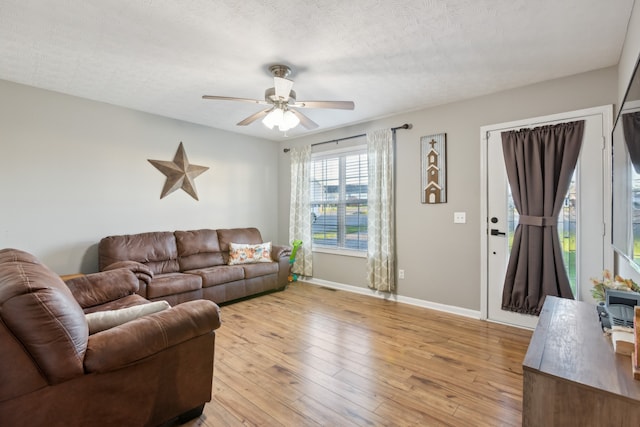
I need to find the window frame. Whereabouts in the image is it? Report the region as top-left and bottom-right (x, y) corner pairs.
(310, 143), (368, 256)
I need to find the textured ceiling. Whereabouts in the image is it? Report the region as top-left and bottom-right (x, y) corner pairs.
(0, 0), (635, 141)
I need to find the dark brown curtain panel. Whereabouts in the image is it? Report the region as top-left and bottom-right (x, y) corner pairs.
(623, 112), (640, 173)
(500, 120), (584, 315)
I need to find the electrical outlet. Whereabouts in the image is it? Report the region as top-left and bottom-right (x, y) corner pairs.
(454, 212), (466, 224)
(399, 269), (405, 279)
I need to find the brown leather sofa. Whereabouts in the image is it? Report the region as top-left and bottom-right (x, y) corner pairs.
(99, 227), (291, 306)
(0, 248), (221, 427)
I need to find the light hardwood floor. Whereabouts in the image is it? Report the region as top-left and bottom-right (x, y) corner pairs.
(184, 282), (532, 427)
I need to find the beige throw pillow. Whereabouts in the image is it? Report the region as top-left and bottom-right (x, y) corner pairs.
(85, 300), (170, 334)
(228, 241), (272, 265)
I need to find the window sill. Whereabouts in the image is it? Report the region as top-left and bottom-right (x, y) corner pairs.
(313, 247), (367, 258)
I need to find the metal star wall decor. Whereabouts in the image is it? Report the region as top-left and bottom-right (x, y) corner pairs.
(148, 142), (209, 200)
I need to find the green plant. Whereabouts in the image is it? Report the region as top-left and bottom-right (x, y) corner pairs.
(590, 269), (640, 302)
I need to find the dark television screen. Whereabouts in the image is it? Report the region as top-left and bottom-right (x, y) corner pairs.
(612, 54), (640, 267)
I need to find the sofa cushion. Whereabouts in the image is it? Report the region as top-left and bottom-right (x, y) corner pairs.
(83, 294), (150, 314)
(175, 229), (225, 270)
(86, 301), (171, 334)
(242, 262), (279, 279)
(228, 242), (272, 265)
(217, 228), (264, 263)
(147, 272), (202, 299)
(186, 265), (245, 287)
(99, 232), (179, 274)
(64, 269), (140, 309)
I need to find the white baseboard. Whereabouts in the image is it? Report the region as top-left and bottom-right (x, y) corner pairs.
(303, 278), (481, 320)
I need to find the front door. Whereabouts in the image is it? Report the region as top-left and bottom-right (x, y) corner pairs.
(481, 106), (612, 328)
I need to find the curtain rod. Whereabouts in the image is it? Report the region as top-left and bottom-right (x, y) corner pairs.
(283, 123), (412, 153)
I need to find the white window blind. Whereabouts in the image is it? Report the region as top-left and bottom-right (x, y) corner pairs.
(310, 145), (368, 252)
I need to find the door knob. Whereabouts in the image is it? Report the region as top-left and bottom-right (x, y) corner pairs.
(490, 229), (506, 236)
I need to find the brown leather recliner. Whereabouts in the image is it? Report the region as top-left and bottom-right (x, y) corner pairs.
(0, 248), (221, 427)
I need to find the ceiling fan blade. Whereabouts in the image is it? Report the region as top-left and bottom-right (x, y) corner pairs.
(293, 100), (355, 110)
(274, 77), (294, 100)
(237, 108), (272, 126)
(202, 95), (268, 105)
(290, 109), (319, 130)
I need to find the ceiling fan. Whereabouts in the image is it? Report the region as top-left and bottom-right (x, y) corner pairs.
(202, 64), (355, 132)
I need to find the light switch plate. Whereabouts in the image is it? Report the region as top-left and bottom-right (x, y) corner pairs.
(454, 212), (466, 224)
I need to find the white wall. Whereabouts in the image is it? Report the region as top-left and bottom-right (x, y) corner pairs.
(618, 1), (640, 108)
(0, 79), (280, 274)
(0, 58), (625, 312)
(279, 67), (618, 311)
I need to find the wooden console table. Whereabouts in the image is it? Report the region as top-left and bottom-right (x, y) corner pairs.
(522, 296), (640, 426)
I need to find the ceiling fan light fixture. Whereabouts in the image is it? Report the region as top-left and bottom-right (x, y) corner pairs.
(262, 107), (300, 132)
(203, 63), (349, 131)
(262, 108), (283, 130)
(282, 110), (300, 130)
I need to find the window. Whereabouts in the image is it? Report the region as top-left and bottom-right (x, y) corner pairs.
(310, 145), (368, 252)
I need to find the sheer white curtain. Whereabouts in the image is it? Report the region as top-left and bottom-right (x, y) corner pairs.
(289, 145), (313, 277)
(367, 129), (396, 291)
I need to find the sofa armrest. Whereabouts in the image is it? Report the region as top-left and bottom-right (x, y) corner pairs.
(65, 269), (140, 309)
(84, 299), (221, 373)
(272, 244), (292, 261)
(272, 245), (293, 286)
(103, 260), (154, 285)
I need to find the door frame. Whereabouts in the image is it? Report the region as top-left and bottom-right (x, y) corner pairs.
(479, 105), (614, 323)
